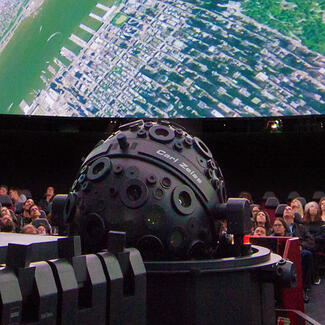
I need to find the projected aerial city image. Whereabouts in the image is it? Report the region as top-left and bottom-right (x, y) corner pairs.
(0, 0), (324, 117)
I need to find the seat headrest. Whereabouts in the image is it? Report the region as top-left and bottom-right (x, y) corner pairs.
(32, 218), (52, 234)
(275, 204), (287, 217)
(288, 191), (300, 201)
(265, 196), (279, 209)
(0, 195), (13, 207)
(312, 191), (325, 202)
(262, 191), (275, 201)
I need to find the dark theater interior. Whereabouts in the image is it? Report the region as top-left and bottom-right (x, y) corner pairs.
(1, 115), (325, 203)
(1, 115), (325, 324)
(1, 0), (325, 324)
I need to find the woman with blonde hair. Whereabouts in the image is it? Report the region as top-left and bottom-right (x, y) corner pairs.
(291, 198), (304, 219)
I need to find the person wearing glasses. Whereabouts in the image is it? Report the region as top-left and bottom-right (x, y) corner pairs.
(283, 205), (314, 303)
(271, 217), (291, 237)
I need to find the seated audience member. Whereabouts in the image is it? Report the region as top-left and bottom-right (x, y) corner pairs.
(252, 210), (272, 235)
(251, 204), (260, 220)
(291, 198), (304, 222)
(303, 201), (325, 284)
(21, 224), (38, 234)
(0, 214), (16, 233)
(304, 202), (324, 233)
(29, 205), (43, 221)
(283, 205), (314, 302)
(283, 206), (314, 248)
(1, 206), (11, 218)
(16, 198), (35, 229)
(9, 187), (24, 206)
(38, 186), (55, 215)
(271, 217), (291, 236)
(37, 224), (48, 235)
(0, 185), (8, 196)
(32, 219), (52, 235)
(1, 206), (18, 226)
(319, 197), (325, 222)
(239, 191), (253, 204)
(253, 226), (266, 236)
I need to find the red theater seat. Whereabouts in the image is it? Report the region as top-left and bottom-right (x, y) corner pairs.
(261, 191), (276, 209)
(264, 196), (279, 225)
(312, 191), (325, 202)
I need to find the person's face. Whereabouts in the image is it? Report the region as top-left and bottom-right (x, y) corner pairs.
(273, 221), (285, 236)
(320, 200), (325, 212)
(1, 214), (13, 224)
(1, 207), (10, 217)
(283, 206), (294, 221)
(291, 200), (299, 211)
(0, 187), (7, 195)
(46, 187), (54, 197)
(23, 225), (38, 234)
(252, 206), (260, 217)
(256, 212), (266, 226)
(30, 205), (41, 219)
(254, 227), (266, 236)
(37, 225), (47, 235)
(309, 206), (318, 217)
(9, 189), (19, 200)
(24, 199), (35, 211)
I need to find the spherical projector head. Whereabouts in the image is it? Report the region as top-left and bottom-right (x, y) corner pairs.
(63, 120), (227, 260)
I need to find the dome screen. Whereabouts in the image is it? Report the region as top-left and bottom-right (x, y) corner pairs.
(0, 0), (324, 117)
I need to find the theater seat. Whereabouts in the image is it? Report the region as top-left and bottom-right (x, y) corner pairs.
(262, 191), (275, 201)
(261, 191), (275, 209)
(265, 196), (280, 225)
(265, 197), (280, 209)
(32, 218), (52, 234)
(312, 191), (325, 202)
(275, 204), (287, 218)
(21, 189), (32, 199)
(0, 195), (13, 207)
(15, 202), (24, 214)
(287, 191), (300, 202)
(40, 210), (47, 219)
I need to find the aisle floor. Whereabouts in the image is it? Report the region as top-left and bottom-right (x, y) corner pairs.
(304, 278), (325, 324)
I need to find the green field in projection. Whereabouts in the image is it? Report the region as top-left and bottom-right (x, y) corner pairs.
(0, 0), (114, 114)
(242, 0), (325, 54)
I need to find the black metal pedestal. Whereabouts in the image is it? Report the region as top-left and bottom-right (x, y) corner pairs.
(145, 246), (282, 325)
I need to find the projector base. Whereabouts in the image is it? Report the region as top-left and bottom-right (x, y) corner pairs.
(145, 246), (283, 325)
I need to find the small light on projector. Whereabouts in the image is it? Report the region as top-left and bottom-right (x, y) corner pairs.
(266, 120), (282, 133)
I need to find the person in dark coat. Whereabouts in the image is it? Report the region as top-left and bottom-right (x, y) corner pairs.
(283, 205), (314, 302)
(38, 186), (55, 215)
(304, 201), (325, 285)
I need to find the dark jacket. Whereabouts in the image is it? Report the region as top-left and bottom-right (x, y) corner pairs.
(304, 221), (325, 252)
(291, 222), (315, 251)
